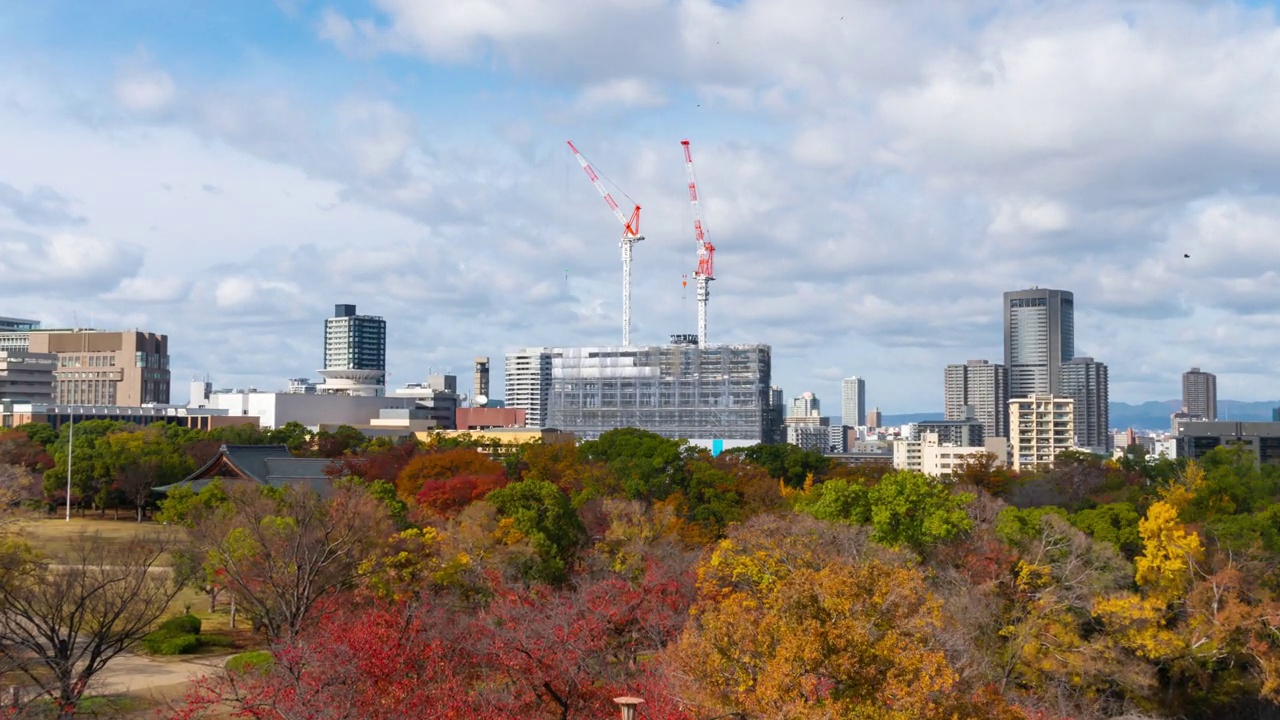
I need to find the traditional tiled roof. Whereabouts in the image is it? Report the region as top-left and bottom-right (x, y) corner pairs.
(156, 444), (336, 495)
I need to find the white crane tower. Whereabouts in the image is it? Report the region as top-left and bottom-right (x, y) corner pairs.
(567, 141), (643, 347)
(682, 140), (716, 347)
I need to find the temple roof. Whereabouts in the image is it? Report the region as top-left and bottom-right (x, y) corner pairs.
(156, 444), (335, 495)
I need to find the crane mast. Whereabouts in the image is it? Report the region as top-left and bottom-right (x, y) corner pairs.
(567, 141), (643, 347)
(682, 140), (715, 347)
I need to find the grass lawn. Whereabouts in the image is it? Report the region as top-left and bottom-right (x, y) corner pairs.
(14, 516), (187, 564)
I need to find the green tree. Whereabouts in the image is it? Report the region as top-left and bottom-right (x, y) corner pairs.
(41, 419), (128, 511)
(1071, 502), (1143, 556)
(723, 442), (830, 487)
(13, 421), (57, 449)
(576, 427), (689, 501)
(485, 478), (585, 584)
(96, 425), (196, 520)
(799, 471), (973, 552)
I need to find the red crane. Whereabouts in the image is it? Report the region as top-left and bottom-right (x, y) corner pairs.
(682, 139), (715, 346)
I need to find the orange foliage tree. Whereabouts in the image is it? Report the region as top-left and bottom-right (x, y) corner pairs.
(395, 448), (505, 501)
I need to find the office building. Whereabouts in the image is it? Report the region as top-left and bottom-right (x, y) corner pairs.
(944, 359), (1008, 439)
(0, 350), (56, 403)
(547, 343), (772, 444)
(505, 348), (556, 428)
(841, 376), (866, 427)
(768, 386), (785, 443)
(789, 391), (820, 418)
(319, 304), (386, 395)
(1176, 421), (1280, 467)
(1009, 395), (1075, 471)
(195, 386), (417, 430)
(783, 414), (830, 452)
(912, 419), (984, 447)
(0, 317), (39, 352)
(1, 402), (252, 432)
(1182, 367), (1217, 421)
(1004, 288), (1074, 398)
(866, 406), (882, 429)
(28, 330), (170, 405)
(1061, 357), (1110, 453)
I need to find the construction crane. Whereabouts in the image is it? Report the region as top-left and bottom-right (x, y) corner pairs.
(682, 139), (715, 347)
(567, 141), (643, 347)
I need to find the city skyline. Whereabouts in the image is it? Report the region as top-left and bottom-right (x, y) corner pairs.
(4, 2), (1280, 411)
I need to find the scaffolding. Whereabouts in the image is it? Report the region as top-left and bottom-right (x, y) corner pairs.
(547, 344), (772, 441)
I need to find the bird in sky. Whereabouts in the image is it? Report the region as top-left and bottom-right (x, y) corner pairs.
(1184, 253), (1191, 258)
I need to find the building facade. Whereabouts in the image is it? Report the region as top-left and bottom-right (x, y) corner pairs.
(1061, 357), (1110, 453)
(893, 432), (1007, 477)
(867, 406), (882, 428)
(27, 330), (170, 405)
(1004, 289), (1074, 399)
(0, 317), (39, 352)
(1175, 421), (1280, 467)
(1009, 395), (1075, 471)
(1182, 367), (1217, 421)
(547, 344), (772, 442)
(784, 416), (831, 452)
(0, 350), (56, 403)
(912, 419), (985, 447)
(319, 304), (386, 394)
(841, 376), (866, 426)
(505, 348), (556, 428)
(944, 359), (1008, 439)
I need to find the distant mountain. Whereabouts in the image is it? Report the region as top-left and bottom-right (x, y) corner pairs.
(1111, 400), (1280, 431)
(877, 401), (1280, 433)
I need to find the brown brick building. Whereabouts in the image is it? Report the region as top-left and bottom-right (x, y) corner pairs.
(27, 330), (170, 405)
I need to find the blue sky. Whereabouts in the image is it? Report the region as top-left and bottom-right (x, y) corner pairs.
(4, 0), (1280, 412)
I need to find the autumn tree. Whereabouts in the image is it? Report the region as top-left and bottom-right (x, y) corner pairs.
(0, 532), (187, 719)
(327, 437), (422, 483)
(485, 478), (585, 584)
(188, 481), (392, 642)
(97, 425), (196, 520)
(722, 441), (830, 487)
(797, 470), (973, 552)
(395, 447), (505, 500)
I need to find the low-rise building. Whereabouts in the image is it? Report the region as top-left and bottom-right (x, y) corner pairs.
(912, 419), (984, 447)
(1175, 421), (1280, 467)
(0, 402), (257, 432)
(893, 432), (1007, 477)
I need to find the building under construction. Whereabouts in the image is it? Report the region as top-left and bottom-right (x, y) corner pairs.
(547, 340), (773, 445)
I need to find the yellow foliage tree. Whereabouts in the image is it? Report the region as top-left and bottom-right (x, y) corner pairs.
(1134, 501), (1204, 603)
(1160, 461), (1205, 513)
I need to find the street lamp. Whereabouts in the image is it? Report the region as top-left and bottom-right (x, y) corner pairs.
(65, 404), (73, 522)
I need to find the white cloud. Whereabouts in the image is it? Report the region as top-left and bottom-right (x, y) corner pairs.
(575, 78), (668, 112)
(0, 231), (139, 293)
(113, 66), (176, 114)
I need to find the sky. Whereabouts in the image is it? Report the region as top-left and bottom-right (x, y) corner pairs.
(3, 0), (1280, 413)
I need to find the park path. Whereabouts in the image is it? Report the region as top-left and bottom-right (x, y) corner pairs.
(90, 651), (227, 695)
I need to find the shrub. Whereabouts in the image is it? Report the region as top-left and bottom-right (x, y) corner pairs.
(142, 632), (202, 655)
(226, 650), (274, 675)
(158, 614), (202, 635)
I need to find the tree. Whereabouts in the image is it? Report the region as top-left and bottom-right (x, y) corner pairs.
(416, 472), (509, 517)
(576, 428), (689, 501)
(722, 442), (830, 487)
(798, 470), (974, 552)
(97, 426), (196, 520)
(0, 532), (187, 719)
(1134, 500), (1204, 603)
(673, 517), (974, 719)
(327, 437), (422, 483)
(189, 481), (392, 642)
(396, 448), (505, 501)
(1070, 502), (1143, 556)
(0, 428), (53, 472)
(41, 419), (127, 511)
(312, 425), (368, 458)
(485, 478), (585, 584)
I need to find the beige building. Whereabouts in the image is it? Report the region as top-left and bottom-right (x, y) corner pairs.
(28, 330), (170, 406)
(0, 350), (56, 403)
(1009, 394), (1075, 471)
(893, 432), (1007, 478)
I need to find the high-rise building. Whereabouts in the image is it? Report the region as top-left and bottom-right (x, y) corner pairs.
(1182, 367), (1217, 421)
(27, 330), (170, 405)
(789, 392), (820, 418)
(1004, 288), (1074, 398)
(944, 359), (1008, 439)
(768, 386), (785, 443)
(867, 406), (882, 429)
(547, 344), (772, 443)
(0, 350), (56, 403)
(1061, 357), (1110, 452)
(505, 348), (556, 428)
(1009, 395), (1075, 471)
(319, 304), (387, 395)
(0, 317), (39, 352)
(841, 376), (866, 426)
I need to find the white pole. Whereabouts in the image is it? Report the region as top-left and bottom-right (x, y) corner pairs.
(65, 405), (73, 521)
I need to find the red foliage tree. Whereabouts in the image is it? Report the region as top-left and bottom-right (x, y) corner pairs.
(0, 430), (53, 472)
(327, 438), (423, 483)
(416, 472), (510, 517)
(396, 448), (505, 500)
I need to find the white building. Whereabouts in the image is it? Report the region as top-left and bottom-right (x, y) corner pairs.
(505, 348), (556, 428)
(841, 376), (865, 427)
(1009, 395), (1075, 471)
(192, 385), (416, 430)
(0, 350), (56, 404)
(893, 432), (1007, 477)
